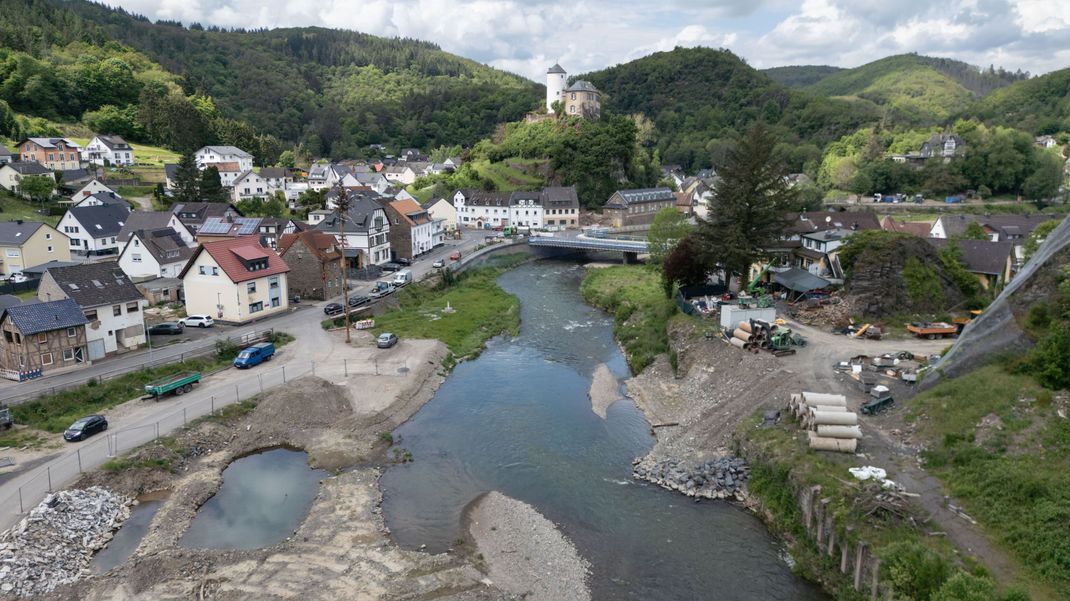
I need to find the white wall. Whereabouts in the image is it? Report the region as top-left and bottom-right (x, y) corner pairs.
(118, 236), (163, 279)
(59, 212), (122, 255)
(85, 299), (148, 354)
(411, 221), (436, 256)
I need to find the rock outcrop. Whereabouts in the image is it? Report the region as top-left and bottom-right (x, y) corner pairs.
(845, 234), (965, 317)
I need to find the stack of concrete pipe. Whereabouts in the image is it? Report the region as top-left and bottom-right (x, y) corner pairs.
(787, 392), (861, 453)
(728, 321), (762, 354)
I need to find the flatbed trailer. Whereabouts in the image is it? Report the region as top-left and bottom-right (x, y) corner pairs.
(143, 371), (201, 400)
(907, 322), (959, 339)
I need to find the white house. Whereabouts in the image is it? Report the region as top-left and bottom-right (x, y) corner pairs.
(203, 162), (243, 187)
(179, 237), (290, 325)
(0, 161), (54, 193)
(258, 167), (292, 191)
(71, 192), (131, 211)
(83, 135), (134, 166)
(232, 170), (270, 201)
(118, 210), (196, 247)
(59, 204), (128, 258)
(453, 189), (512, 229)
(383, 164), (418, 185)
(422, 197), (458, 232)
(117, 228), (194, 280)
(195, 146), (253, 173)
(508, 191), (545, 229)
(37, 263), (148, 359)
(313, 193), (391, 267)
(72, 179), (117, 200)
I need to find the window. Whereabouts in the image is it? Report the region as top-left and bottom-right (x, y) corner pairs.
(47, 246), (53, 253)
(41, 352), (53, 366)
(37, 333), (46, 344)
(45, 233), (51, 240)
(271, 297), (280, 308)
(5, 249), (18, 258)
(132, 253), (141, 262)
(84, 309), (97, 321)
(67, 327), (77, 337)
(126, 302), (139, 313)
(570, 105), (577, 114)
(70, 239), (80, 247)
(212, 267), (219, 276)
(2, 331), (10, 343)
(269, 276), (279, 289)
(247, 282), (257, 294)
(113, 305), (122, 317)
(570, 92), (576, 100)
(63, 348), (74, 361)
(14, 332), (20, 344)
(249, 301), (264, 313)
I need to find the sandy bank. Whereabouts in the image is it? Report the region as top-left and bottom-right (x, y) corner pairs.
(466, 491), (591, 601)
(588, 363), (621, 419)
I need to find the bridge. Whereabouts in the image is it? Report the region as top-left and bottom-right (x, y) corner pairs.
(527, 235), (648, 262)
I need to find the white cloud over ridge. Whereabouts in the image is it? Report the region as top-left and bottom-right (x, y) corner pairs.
(102, 0), (1070, 80)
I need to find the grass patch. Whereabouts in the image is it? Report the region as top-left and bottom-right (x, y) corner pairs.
(0, 428), (47, 449)
(115, 185), (155, 197)
(204, 399), (258, 422)
(470, 159), (546, 191)
(581, 265), (676, 372)
(101, 456), (173, 472)
(0, 191), (59, 226)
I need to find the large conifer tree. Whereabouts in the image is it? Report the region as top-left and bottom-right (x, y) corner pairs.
(172, 151), (201, 204)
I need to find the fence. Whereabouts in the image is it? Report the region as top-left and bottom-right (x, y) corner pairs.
(0, 353), (409, 532)
(0, 279), (38, 296)
(0, 329), (275, 405)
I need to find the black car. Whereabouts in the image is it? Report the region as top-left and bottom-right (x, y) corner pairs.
(324, 303), (344, 316)
(148, 322), (184, 335)
(395, 257), (412, 266)
(348, 295), (370, 308)
(380, 262), (402, 273)
(64, 415), (108, 442)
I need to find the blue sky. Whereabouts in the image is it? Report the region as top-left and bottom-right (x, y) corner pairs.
(103, 0), (1070, 81)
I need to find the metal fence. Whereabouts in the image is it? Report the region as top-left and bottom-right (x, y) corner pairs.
(0, 279), (38, 296)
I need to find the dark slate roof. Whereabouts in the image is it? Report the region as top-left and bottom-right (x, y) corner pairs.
(1, 298), (87, 335)
(0, 295), (21, 311)
(0, 221), (45, 245)
(66, 204), (128, 238)
(605, 188), (674, 207)
(94, 135), (131, 150)
(259, 167), (288, 179)
(0, 144), (11, 157)
(164, 163), (179, 181)
(313, 194), (387, 234)
(547, 63), (566, 74)
(198, 145), (252, 158)
(457, 190), (511, 207)
(46, 263), (144, 307)
(540, 186), (579, 209)
(21, 260), (79, 276)
(118, 211), (175, 240)
(171, 203), (241, 227)
(509, 191), (541, 205)
(81, 192), (131, 211)
(926, 239), (1014, 276)
(59, 168), (92, 184)
(786, 211), (882, 235)
(565, 80), (599, 93)
(130, 228), (193, 264)
(3, 161), (52, 176)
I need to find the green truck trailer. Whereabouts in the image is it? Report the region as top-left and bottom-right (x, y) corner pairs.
(143, 371), (201, 400)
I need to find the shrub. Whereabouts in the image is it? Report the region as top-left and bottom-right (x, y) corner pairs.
(880, 540), (952, 601)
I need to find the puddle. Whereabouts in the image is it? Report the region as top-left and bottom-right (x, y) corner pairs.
(180, 448), (327, 550)
(90, 491), (169, 574)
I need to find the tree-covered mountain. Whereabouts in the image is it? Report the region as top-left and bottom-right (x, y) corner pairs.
(1, 0), (542, 156)
(762, 65), (843, 88)
(803, 54), (1028, 125)
(969, 67), (1070, 134)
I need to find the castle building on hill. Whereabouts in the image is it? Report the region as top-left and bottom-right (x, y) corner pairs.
(545, 64), (601, 120)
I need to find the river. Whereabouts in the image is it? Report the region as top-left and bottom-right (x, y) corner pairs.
(380, 260), (825, 600)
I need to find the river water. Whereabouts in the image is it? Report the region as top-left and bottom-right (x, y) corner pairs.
(381, 261), (825, 600)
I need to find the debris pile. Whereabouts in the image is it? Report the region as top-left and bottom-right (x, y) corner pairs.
(0, 487), (130, 597)
(788, 392), (862, 453)
(632, 457), (749, 500)
(726, 319), (804, 356)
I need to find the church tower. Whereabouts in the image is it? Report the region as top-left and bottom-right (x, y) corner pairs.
(546, 63), (567, 113)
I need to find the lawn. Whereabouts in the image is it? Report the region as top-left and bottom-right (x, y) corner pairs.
(0, 191), (59, 226)
(66, 138), (180, 169)
(470, 159), (546, 192)
(580, 265), (676, 372)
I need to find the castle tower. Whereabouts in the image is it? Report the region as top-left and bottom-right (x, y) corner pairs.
(546, 63), (567, 113)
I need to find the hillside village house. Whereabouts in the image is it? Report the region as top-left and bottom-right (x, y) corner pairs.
(179, 237), (290, 324)
(602, 188), (676, 228)
(232, 170), (270, 201)
(508, 191), (545, 229)
(453, 190), (511, 229)
(59, 204), (129, 258)
(70, 191), (131, 211)
(16, 138), (82, 170)
(118, 228), (194, 280)
(749, 211), (883, 286)
(172, 202), (242, 234)
(118, 210), (196, 247)
(0, 144), (11, 164)
(277, 230), (344, 301)
(919, 133), (966, 159)
(383, 198), (441, 260)
(927, 238), (1014, 290)
(38, 263), (148, 360)
(422, 197), (458, 232)
(204, 162), (243, 187)
(0, 161), (55, 193)
(929, 214), (1053, 267)
(195, 146), (253, 173)
(313, 193), (391, 269)
(0, 221), (69, 278)
(83, 135), (134, 166)
(0, 299), (89, 381)
(541, 186), (580, 228)
(72, 179), (117, 200)
(383, 164), (420, 185)
(259, 167), (292, 190)
(563, 80), (602, 119)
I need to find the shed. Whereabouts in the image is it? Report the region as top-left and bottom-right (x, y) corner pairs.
(773, 267), (830, 299)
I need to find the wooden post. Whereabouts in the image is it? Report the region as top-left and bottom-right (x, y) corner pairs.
(827, 523), (836, 557)
(841, 526), (853, 573)
(817, 498), (831, 546)
(870, 557), (881, 600)
(805, 486), (821, 532)
(854, 541), (868, 591)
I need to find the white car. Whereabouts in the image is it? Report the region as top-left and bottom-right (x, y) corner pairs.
(180, 314), (214, 328)
(432, 259), (445, 268)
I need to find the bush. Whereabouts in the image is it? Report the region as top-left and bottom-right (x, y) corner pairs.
(931, 572), (997, 601)
(880, 541), (952, 600)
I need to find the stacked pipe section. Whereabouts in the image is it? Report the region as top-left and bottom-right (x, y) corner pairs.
(788, 392), (862, 453)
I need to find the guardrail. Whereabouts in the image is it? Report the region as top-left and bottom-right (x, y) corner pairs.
(527, 236), (648, 253)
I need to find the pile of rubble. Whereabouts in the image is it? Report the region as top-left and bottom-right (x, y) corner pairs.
(632, 457), (749, 500)
(0, 487), (130, 597)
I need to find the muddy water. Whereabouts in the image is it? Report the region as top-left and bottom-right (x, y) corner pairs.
(180, 448), (326, 550)
(90, 493), (167, 574)
(381, 261), (826, 600)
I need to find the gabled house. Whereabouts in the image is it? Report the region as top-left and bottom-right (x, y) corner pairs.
(179, 237), (290, 324)
(16, 138), (81, 170)
(0, 299), (89, 380)
(540, 186), (580, 228)
(172, 202), (242, 234)
(71, 191), (131, 212)
(508, 191), (544, 229)
(383, 164), (419, 185)
(195, 216), (263, 243)
(1036, 135), (1059, 149)
(0, 161), (55, 193)
(603, 188), (675, 228)
(258, 167), (292, 191)
(118, 210), (196, 247)
(0, 144), (11, 165)
(313, 194), (391, 268)
(443, 157), (463, 169)
(929, 214), (1054, 267)
(232, 170), (270, 201)
(72, 179), (117, 201)
(38, 263), (148, 359)
(0, 220), (69, 277)
(880, 216), (932, 237)
(452, 190), (512, 229)
(748, 211), (883, 286)
(422, 197), (458, 232)
(118, 228), (194, 280)
(59, 204), (128, 258)
(382, 198), (440, 260)
(83, 135), (134, 166)
(277, 230), (343, 301)
(919, 133), (965, 159)
(195, 146), (253, 173)
(202, 162), (242, 187)
(927, 238), (1014, 289)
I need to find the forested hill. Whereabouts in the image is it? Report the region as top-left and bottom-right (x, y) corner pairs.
(1, 0), (542, 155)
(762, 65), (843, 88)
(968, 67), (1070, 134)
(578, 47), (878, 172)
(802, 54), (1028, 125)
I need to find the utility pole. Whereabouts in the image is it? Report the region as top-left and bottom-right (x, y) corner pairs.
(334, 183), (352, 343)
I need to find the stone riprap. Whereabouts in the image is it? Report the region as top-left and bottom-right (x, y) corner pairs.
(632, 457), (749, 500)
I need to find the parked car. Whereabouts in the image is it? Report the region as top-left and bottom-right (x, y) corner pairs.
(376, 332), (398, 349)
(395, 257), (412, 266)
(914, 194), (924, 203)
(64, 415), (108, 442)
(348, 295), (370, 308)
(370, 282), (395, 299)
(233, 342), (276, 369)
(432, 258), (445, 268)
(392, 270), (413, 287)
(450, 251), (461, 261)
(148, 322), (184, 336)
(872, 193), (883, 203)
(3, 272), (28, 284)
(324, 303), (344, 316)
(179, 314), (214, 328)
(289, 294), (301, 304)
(380, 262), (402, 273)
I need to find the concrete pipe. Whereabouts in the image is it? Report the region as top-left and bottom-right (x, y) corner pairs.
(733, 329), (753, 343)
(808, 432), (858, 453)
(810, 411), (858, 426)
(816, 425), (863, 439)
(729, 337), (748, 350)
(737, 321), (753, 334)
(812, 405), (849, 413)
(801, 392), (847, 406)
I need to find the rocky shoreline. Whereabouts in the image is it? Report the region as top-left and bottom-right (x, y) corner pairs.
(632, 456), (749, 500)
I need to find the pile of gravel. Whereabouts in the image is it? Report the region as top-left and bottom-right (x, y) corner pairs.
(633, 456), (749, 500)
(0, 487), (130, 597)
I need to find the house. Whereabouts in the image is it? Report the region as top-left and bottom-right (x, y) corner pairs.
(20, 260), (79, 281)
(748, 211), (883, 284)
(72, 179), (118, 201)
(71, 191), (131, 211)
(927, 238), (1014, 289)
(795, 228), (858, 280)
(786, 211), (882, 237)
(232, 170), (270, 201)
(258, 167), (292, 191)
(83, 135), (134, 166)
(0, 161), (55, 193)
(172, 202), (242, 234)
(0, 221), (69, 277)
(277, 230), (344, 301)
(202, 162), (243, 187)
(540, 186), (581, 228)
(661, 165), (686, 188)
(0, 299), (89, 380)
(308, 209), (333, 226)
(674, 192), (694, 216)
(37, 263), (148, 359)
(602, 188), (676, 228)
(195, 216), (263, 243)
(508, 191), (545, 229)
(1036, 135), (1059, 149)
(563, 80), (602, 119)
(382, 198), (440, 260)
(453, 190), (512, 229)
(354, 171), (391, 194)
(919, 133), (965, 159)
(58, 204), (128, 258)
(312, 194), (391, 269)
(195, 146), (253, 173)
(16, 138), (82, 170)
(928, 214), (1053, 266)
(398, 148), (427, 162)
(117, 228), (194, 280)
(0, 144), (12, 165)
(383, 164), (419, 186)
(118, 211), (196, 246)
(179, 237), (290, 325)
(444, 157), (463, 170)
(422, 197), (458, 232)
(880, 216), (932, 237)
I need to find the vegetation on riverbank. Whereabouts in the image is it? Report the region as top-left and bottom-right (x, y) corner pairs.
(580, 265), (676, 371)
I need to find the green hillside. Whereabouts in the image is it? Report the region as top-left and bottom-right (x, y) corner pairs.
(970, 67), (1070, 133)
(762, 65), (843, 88)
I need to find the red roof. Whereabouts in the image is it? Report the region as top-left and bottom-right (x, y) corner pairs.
(180, 237), (290, 283)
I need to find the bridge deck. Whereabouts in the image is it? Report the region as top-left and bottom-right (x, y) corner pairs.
(527, 236), (648, 253)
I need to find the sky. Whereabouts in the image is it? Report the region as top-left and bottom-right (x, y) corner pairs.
(100, 0), (1070, 81)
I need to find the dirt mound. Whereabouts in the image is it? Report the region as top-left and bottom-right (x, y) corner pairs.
(845, 234), (966, 317)
(250, 376), (354, 430)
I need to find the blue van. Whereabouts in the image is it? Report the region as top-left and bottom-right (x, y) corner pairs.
(233, 342), (275, 369)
